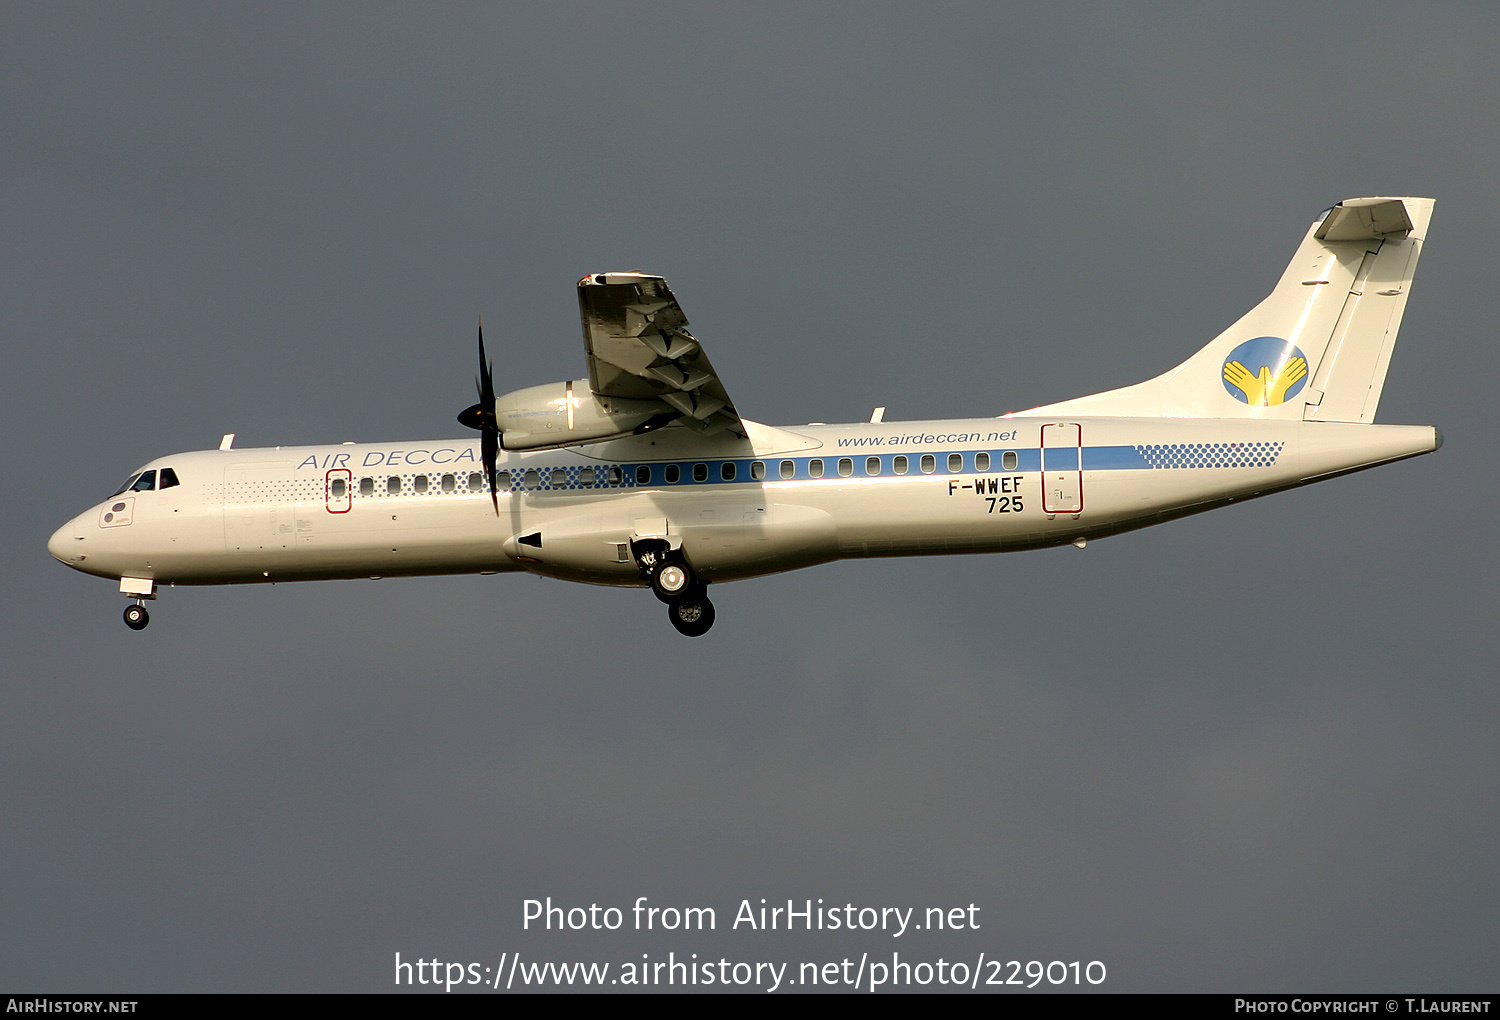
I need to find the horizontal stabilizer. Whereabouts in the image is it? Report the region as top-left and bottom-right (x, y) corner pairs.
(1316, 198), (1414, 241)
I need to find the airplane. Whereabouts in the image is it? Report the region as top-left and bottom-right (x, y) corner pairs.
(48, 196), (1441, 637)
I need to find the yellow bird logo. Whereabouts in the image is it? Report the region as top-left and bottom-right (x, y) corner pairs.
(1223, 354), (1308, 406)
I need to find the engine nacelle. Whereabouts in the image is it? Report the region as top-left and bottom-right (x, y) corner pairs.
(495, 379), (662, 451)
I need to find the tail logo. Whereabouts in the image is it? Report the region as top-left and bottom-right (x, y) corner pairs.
(1222, 337), (1309, 406)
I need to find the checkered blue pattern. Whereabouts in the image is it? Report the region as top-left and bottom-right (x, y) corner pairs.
(1133, 442), (1283, 469)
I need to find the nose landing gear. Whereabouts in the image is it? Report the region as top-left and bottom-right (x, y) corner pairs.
(123, 601), (150, 630)
(118, 577), (157, 631)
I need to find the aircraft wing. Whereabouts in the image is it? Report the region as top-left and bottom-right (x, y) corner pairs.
(577, 272), (745, 437)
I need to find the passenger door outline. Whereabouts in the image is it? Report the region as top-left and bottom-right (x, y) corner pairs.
(1041, 423), (1083, 514)
(325, 468), (353, 514)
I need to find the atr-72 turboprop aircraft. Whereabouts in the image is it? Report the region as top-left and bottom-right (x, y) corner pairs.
(49, 196), (1440, 636)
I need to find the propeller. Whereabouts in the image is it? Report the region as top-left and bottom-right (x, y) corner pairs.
(456, 318), (501, 514)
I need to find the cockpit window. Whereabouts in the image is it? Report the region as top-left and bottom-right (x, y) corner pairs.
(130, 470), (157, 492)
(112, 473), (142, 497)
(158, 468), (180, 489)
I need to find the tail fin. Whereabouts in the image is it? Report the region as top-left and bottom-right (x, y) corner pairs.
(1024, 197), (1433, 421)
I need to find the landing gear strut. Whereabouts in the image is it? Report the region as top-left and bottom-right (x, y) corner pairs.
(123, 602), (150, 630)
(667, 590), (715, 637)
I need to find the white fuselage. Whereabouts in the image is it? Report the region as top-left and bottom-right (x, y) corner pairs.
(48, 415), (1438, 592)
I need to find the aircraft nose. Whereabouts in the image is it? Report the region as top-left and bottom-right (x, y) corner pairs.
(48, 518), (81, 564)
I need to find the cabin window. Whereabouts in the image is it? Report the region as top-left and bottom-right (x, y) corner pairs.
(920, 455), (936, 474)
(636, 465), (651, 485)
(330, 478), (347, 498)
(130, 470), (156, 492)
(838, 457), (853, 477)
(523, 469), (540, 489)
(158, 468), (180, 489)
(550, 468), (566, 488)
(494, 471), (509, 491)
(751, 461), (765, 480)
(867, 457), (881, 475)
(414, 475), (429, 493)
(607, 466), (623, 485)
(387, 476), (402, 495)
(441, 473), (456, 492)
(665, 464), (680, 483)
(721, 462), (736, 481)
(948, 453), (963, 472)
(692, 463), (708, 482)
(893, 456), (908, 474)
(579, 467), (595, 486)
(468, 472), (484, 490)
(975, 452), (990, 472)
(360, 477), (375, 496)
(780, 460), (795, 479)
(809, 459), (824, 478)
(1002, 451), (1018, 471)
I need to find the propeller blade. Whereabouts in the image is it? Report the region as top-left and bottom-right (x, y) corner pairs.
(477, 317), (495, 409)
(456, 318), (502, 515)
(482, 426), (499, 515)
(477, 319), (500, 514)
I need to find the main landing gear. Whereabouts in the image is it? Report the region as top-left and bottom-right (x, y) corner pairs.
(649, 561), (694, 603)
(123, 601), (150, 630)
(667, 590), (715, 637)
(635, 541), (716, 637)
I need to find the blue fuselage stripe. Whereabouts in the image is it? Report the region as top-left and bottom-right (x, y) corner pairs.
(346, 444), (1279, 498)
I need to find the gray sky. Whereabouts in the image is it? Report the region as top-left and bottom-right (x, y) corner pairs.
(3, 3), (1496, 992)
